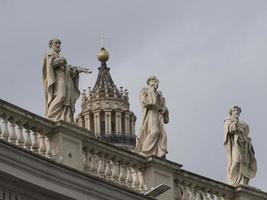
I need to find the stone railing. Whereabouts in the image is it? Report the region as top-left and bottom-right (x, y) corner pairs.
(0, 99), (267, 200)
(174, 170), (234, 200)
(0, 188), (33, 200)
(173, 169), (267, 200)
(0, 99), (54, 159)
(0, 99), (151, 193)
(82, 138), (148, 193)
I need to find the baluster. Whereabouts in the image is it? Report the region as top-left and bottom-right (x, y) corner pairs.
(31, 131), (39, 153)
(209, 193), (214, 200)
(111, 160), (120, 182)
(16, 125), (25, 147)
(195, 189), (202, 200)
(213, 194), (218, 200)
(38, 135), (46, 155)
(104, 160), (112, 179)
(0, 189), (3, 200)
(199, 190), (207, 200)
(213, 194), (221, 200)
(208, 192), (213, 200)
(82, 149), (90, 172)
(10, 192), (16, 200)
(0, 118), (2, 137)
(182, 186), (190, 200)
(90, 152), (98, 174)
(178, 184), (184, 199)
(189, 187), (196, 200)
(218, 194), (225, 200)
(46, 136), (52, 158)
(15, 194), (20, 200)
(132, 167), (140, 190)
(8, 122), (17, 143)
(126, 167), (133, 187)
(2, 191), (5, 200)
(138, 170), (146, 192)
(24, 129), (32, 150)
(2, 119), (10, 140)
(4, 190), (10, 200)
(97, 153), (105, 177)
(212, 194), (219, 200)
(86, 152), (93, 172)
(203, 192), (211, 200)
(174, 183), (183, 200)
(2, 190), (5, 200)
(118, 162), (127, 184)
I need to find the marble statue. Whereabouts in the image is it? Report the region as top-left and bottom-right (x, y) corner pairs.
(136, 76), (169, 158)
(42, 38), (91, 123)
(224, 105), (257, 186)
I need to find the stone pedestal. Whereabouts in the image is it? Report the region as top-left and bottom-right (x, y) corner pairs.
(144, 166), (174, 200)
(52, 133), (82, 170)
(144, 157), (182, 200)
(51, 122), (89, 171)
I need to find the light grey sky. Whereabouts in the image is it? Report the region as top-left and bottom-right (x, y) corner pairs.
(0, 0), (267, 191)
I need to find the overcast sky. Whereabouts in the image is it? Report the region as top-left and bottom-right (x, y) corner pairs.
(0, 0), (267, 191)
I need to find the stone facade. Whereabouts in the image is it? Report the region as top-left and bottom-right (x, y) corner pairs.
(0, 99), (266, 200)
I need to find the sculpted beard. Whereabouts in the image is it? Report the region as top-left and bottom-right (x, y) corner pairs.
(52, 44), (61, 53)
(54, 46), (61, 53)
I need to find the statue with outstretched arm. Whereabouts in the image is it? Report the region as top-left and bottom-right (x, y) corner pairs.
(42, 38), (91, 123)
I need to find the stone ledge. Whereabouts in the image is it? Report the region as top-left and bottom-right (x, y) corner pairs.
(234, 185), (267, 199)
(0, 139), (155, 200)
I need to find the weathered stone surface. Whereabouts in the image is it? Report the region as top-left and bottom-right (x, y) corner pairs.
(0, 99), (267, 200)
(42, 38), (91, 123)
(224, 105), (257, 186)
(136, 76), (169, 158)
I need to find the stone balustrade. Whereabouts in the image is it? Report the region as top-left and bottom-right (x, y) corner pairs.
(0, 99), (54, 159)
(0, 99), (149, 193)
(0, 188), (32, 200)
(82, 138), (148, 193)
(0, 99), (266, 200)
(174, 169), (234, 200)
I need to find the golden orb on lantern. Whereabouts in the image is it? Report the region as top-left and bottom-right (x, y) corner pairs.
(98, 47), (109, 62)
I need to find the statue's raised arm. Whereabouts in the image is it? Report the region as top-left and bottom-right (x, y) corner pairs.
(67, 65), (92, 74)
(77, 66), (92, 74)
(42, 38), (92, 123)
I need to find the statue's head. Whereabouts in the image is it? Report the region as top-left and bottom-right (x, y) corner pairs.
(49, 38), (61, 53)
(146, 76), (159, 90)
(229, 105), (241, 118)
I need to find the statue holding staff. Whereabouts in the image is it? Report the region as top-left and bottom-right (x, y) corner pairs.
(42, 38), (91, 123)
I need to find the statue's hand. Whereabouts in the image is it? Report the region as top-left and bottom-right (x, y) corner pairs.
(78, 67), (92, 74)
(82, 68), (92, 74)
(60, 57), (67, 64)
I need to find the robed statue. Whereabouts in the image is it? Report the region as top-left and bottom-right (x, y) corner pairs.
(136, 76), (169, 158)
(224, 105), (257, 186)
(42, 38), (91, 123)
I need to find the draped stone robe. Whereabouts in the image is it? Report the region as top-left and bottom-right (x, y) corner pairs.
(224, 117), (257, 185)
(136, 87), (168, 157)
(42, 49), (80, 123)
